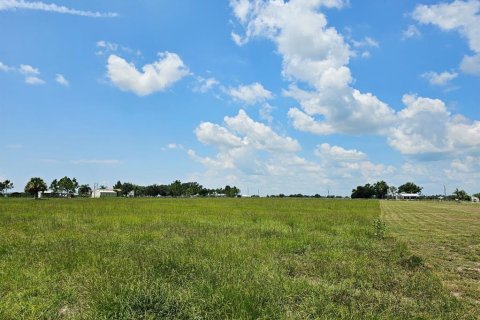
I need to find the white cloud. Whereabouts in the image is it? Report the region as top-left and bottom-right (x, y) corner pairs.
(387, 94), (480, 155)
(288, 107), (335, 135)
(421, 70), (458, 86)
(231, 31), (247, 46)
(351, 36), (379, 48)
(230, 0), (397, 135)
(195, 122), (246, 149)
(107, 52), (190, 96)
(460, 53), (480, 75)
(225, 109), (301, 152)
(412, 0), (480, 75)
(227, 82), (273, 105)
(192, 110), (302, 179)
(315, 143), (366, 161)
(0, 0), (118, 18)
(55, 74), (69, 86)
(189, 108), (397, 195)
(25, 75), (45, 85)
(193, 76), (219, 93)
(230, 0), (251, 23)
(0, 61), (13, 72)
(361, 51), (371, 59)
(72, 159), (121, 165)
(19, 64), (39, 74)
(97, 40), (118, 52)
(259, 103), (274, 123)
(402, 25), (421, 39)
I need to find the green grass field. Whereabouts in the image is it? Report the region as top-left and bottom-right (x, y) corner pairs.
(0, 198), (475, 319)
(381, 200), (480, 318)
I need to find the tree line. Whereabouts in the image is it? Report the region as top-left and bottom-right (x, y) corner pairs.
(3, 177), (241, 199)
(351, 181), (423, 199)
(112, 180), (240, 198)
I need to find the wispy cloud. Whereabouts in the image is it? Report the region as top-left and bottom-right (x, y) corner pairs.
(0, 0), (118, 18)
(402, 25), (421, 40)
(25, 75), (45, 85)
(421, 70), (458, 86)
(0, 61), (14, 72)
(72, 159), (121, 165)
(55, 74), (69, 86)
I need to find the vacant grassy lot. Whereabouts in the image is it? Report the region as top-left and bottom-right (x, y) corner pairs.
(0, 198), (468, 319)
(381, 200), (480, 318)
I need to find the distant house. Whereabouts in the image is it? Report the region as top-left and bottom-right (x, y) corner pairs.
(472, 196), (479, 203)
(396, 192), (421, 200)
(92, 189), (117, 198)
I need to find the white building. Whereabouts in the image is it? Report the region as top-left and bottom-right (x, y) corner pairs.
(396, 192), (421, 200)
(92, 189), (117, 198)
(472, 196), (479, 203)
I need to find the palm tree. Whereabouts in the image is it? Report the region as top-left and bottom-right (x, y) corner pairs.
(24, 177), (47, 199)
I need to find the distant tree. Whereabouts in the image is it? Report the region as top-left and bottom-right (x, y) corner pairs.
(24, 177), (47, 199)
(170, 180), (182, 197)
(50, 179), (59, 193)
(113, 181), (122, 190)
(473, 193), (480, 199)
(120, 182), (136, 196)
(99, 185), (108, 190)
(351, 184), (375, 199)
(388, 186), (398, 197)
(373, 180), (389, 199)
(453, 188), (470, 201)
(224, 185), (240, 197)
(58, 176), (78, 197)
(398, 182), (422, 194)
(78, 184), (92, 197)
(0, 179), (14, 194)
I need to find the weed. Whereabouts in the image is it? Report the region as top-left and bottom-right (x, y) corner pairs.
(373, 218), (386, 239)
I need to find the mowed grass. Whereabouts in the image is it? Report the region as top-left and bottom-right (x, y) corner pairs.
(0, 198), (468, 319)
(381, 200), (480, 318)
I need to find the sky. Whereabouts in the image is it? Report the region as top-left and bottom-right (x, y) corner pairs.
(1, 0), (479, 196)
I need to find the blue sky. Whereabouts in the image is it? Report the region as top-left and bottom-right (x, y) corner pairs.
(1, 0), (479, 196)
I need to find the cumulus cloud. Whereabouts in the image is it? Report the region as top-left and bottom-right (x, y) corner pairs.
(107, 52), (190, 96)
(230, 0), (396, 135)
(189, 108), (397, 195)
(0, 0), (118, 18)
(412, 0), (480, 75)
(55, 74), (69, 86)
(387, 94), (480, 155)
(227, 82), (273, 105)
(421, 70), (458, 86)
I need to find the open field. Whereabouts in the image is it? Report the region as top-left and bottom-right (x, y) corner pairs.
(381, 200), (480, 318)
(0, 198), (471, 319)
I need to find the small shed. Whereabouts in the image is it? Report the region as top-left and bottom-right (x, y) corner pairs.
(472, 196), (479, 203)
(92, 189), (117, 198)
